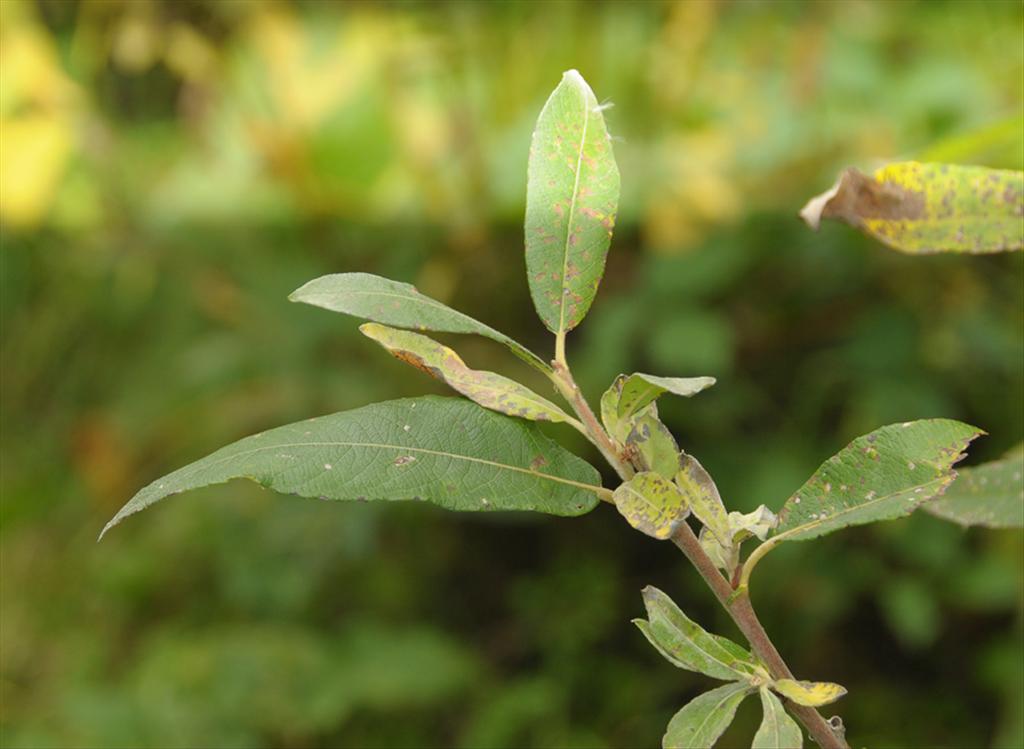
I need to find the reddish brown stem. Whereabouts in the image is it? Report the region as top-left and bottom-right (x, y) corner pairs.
(671, 523), (849, 749)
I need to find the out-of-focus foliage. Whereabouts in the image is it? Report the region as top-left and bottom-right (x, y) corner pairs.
(1, 1), (1021, 748)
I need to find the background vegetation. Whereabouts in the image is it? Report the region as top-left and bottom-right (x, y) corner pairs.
(1, 1), (1021, 747)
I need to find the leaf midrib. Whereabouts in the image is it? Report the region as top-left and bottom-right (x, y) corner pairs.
(556, 87), (591, 335)
(690, 684), (748, 743)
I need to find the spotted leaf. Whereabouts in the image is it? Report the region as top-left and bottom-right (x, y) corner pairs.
(613, 472), (690, 540)
(924, 444), (1024, 528)
(800, 162), (1024, 254)
(676, 454), (730, 544)
(525, 70), (620, 334)
(359, 324), (572, 424)
(772, 679), (847, 708)
(100, 397), (605, 539)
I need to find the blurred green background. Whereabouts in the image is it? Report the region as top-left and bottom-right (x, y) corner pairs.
(1, 1), (1022, 747)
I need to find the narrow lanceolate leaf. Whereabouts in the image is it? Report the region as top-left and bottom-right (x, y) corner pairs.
(626, 404), (681, 479)
(773, 419), (981, 543)
(616, 373), (716, 420)
(637, 586), (759, 681)
(800, 162), (1024, 254)
(663, 682), (752, 749)
(752, 688), (803, 749)
(613, 473), (689, 540)
(925, 444), (1024, 528)
(772, 679), (847, 708)
(525, 70), (620, 334)
(676, 454), (730, 544)
(100, 397), (604, 539)
(289, 273), (549, 373)
(359, 324), (573, 424)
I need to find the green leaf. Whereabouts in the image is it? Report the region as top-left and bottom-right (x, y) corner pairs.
(100, 396), (605, 539)
(636, 586), (759, 681)
(525, 70), (620, 334)
(626, 404), (681, 479)
(772, 419), (981, 542)
(924, 444), (1024, 528)
(752, 688), (803, 749)
(676, 454), (730, 544)
(359, 324), (573, 425)
(800, 162), (1024, 254)
(771, 679), (846, 708)
(289, 273), (549, 373)
(616, 373), (716, 420)
(663, 682), (752, 749)
(613, 472), (689, 540)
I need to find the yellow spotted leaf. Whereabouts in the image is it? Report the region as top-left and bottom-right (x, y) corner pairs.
(801, 162), (1024, 254)
(613, 472), (689, 540)
(676, 453), (730, 544)
(772, 678), (847, 708)
(360, 323), (572, 424)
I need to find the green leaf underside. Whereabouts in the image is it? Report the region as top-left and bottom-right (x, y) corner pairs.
(525, 70), (620, 333)
(753, 688), (803, 749)
(663, 682), (752, 749)
(676, 454), (730, 544)
(289, 273), (548, 373)
(100, 396), (603, 539)
(773, 419), (981, 542)
(626, 404), (681, 478)
(702, 505), (778, 574)
(638, 586), (758, 681)
(359, 323), (572, 424)
(616, 373), (716, 419)
(614, 472), (689, 540)
(772, 679), (847, 707)
(800, 161), (1024, 254)
(924, 444), (1024, 528)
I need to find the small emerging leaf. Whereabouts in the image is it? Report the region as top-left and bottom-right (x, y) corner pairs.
(626, 404), (681, 478)
(525, 70), (620, 334)
(701, 505), (778, 575)
(616, 373), (716, 419)
(100, 396), (604, 538)
(676, 454), (730, 544)
(360, 324), (572, 424)
(924, 444), (1024, 528)
(773, 419), (981, 542)
(290, 273), (549, 373)
(614, 472), (689, 540)
(752, 688), (803, 749)
(637, 586), (759, 681)
(663, 682), (752, 749)
(772, 679), (847, 708)
(800, 162), (1024, 254)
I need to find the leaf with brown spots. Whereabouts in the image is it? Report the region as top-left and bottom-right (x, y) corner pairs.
(924, 443), (1024, 528)
(525, 70), (620, 334)
(613, 472), (689, 540)
(772, 419), (982, 542)
(626, 404), (682, 479)
(675, 454), (730, 544)
(800, 162), (1024, 254)
(360, 323), (574, 425)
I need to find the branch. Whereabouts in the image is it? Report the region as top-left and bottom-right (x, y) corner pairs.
(671, 523), (849, 749)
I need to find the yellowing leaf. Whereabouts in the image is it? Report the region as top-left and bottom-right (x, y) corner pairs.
(676, 454), (730, 544)
(359, 324), (572, 424)
(614, 472), (689, 540)
(626, 404), (682, 479)
(800, 162), (1024, 254)
(772, 678), (847, 708)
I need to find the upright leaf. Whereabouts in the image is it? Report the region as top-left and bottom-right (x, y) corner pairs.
(772, 679), (847, 708)
(289, 273), (549, 373)
(100, 396), (605, 538)
(676, 454), (730, 544)
(359, 324), (573, 424)
(663, 682), (752, 749)
(772, 419), (981, 543)
(800, 162), (1024, 254)
(613, 472), (689, 540)
(924, 444), (1024, 528)
(616, 373), (716, 420)
(752, 688), (803, 749)
(636, 586), (759, 681)
(525, 70), (620, 334)
(700, 505), (778, 576)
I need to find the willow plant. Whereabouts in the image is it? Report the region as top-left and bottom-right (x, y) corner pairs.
(102, 71), (1023, 749)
